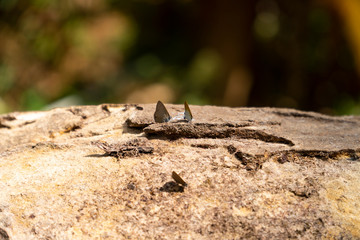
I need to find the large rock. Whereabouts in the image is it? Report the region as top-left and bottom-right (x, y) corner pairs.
(0, 104), (359, 239)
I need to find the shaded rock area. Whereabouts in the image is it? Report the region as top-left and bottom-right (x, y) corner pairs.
(0, 103), (360, 239)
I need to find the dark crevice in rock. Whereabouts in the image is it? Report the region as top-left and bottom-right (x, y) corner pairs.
(227, 145), (237, 154)
(101, 104), (112, 113)
(126, 117), (281, 129)
(144, 123), (294, 146)
(234, 151), (263, 171)
(290, 189), (312, 198)
(68, 107), (88, 119)
(191, 143), (218, 149)
(286, 149), (360, 161)
(123, 104), (144, 111)
(0, 122), (11, 129)
(226, 146), (264, 171)
(102, 103), (143, 114)
(69, 105), (113, 121)
(48, 123), (82, 138)
(0, 228), (9, 240)
(63, 123), (82, 133)
(1, 115), (16, 121)
(22, 120), (36, 126)
(277, 153), (289, 164)
(0, 115), (16, 129)
(226, 147), (360, 172)
(242, 129), (294, 146)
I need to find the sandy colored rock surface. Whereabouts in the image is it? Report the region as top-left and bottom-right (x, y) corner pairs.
(0, 103), (360, 239)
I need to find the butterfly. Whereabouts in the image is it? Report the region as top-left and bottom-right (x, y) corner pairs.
(154, 100), (193, 123)
(172, 171), (187, 186)
(184, 101), (193, 122)
(154, 101), (171, 123)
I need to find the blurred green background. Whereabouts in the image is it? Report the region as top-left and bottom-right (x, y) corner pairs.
(1, 0), (360, 115)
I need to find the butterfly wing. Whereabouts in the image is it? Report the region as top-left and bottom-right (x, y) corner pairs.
(154, 101), (171, 123)
(184, 101), (193, 121)
(172, 171), (187, 186)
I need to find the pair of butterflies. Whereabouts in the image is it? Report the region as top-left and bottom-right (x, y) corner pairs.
(154, 101), (193, 123)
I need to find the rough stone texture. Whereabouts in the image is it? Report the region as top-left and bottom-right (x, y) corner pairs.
(0, 103), (360, 239)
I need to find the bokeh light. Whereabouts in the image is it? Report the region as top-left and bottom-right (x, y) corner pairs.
(0, 0), (359, 115)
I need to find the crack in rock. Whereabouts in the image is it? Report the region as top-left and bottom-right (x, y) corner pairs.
(285, 149), (360, 161)
(0, 121), (11, 129)
(144, 123), (294, 146)
(0, 228), (10, 240)
(227, 146), (360, 171)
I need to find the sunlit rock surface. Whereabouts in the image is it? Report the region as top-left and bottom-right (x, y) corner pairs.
(0, 104), (360, 239)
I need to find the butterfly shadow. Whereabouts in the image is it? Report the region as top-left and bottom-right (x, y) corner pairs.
(159, 181), (185, 193)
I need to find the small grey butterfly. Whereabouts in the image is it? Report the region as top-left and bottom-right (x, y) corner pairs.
(154, 101), (171, 123)
(184, 101), (193, 122)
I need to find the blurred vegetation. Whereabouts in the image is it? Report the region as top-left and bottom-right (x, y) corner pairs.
(0, 0), (360, 115)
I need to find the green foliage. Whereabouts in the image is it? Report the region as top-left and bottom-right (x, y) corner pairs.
(0, 63), (14, 94)
(21, 88), (47, 111)
(0, 0), (359, 115)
